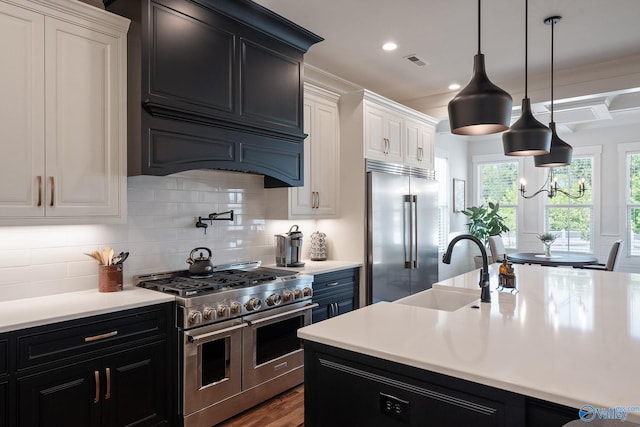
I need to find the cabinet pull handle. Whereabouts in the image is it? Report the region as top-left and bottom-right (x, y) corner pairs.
(312, 191), (317, 209)
(418, 147), (423, 161)
(49, 176), (54, 207)
(84, 330), (118, 342)
(326, 281), (339, 287)
(316, 192), (320, 209)
(94, 371), (100, 403)
(105, 367), (111, 400)
(334, 302), (340, 316)
(37, 176), (42, 206)
(383, 138), (389, 154)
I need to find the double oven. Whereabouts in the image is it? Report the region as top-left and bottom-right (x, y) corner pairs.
(135, 264), (316, 427)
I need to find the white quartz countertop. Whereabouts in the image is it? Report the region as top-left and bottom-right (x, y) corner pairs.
(0, 286), (175, 333)
(265, 259), (362, 276)
(298, 264), (640, 421)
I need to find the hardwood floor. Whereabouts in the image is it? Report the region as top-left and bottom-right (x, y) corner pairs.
(215, 385), (304, 427)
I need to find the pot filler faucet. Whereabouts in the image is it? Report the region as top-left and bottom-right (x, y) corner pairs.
(442, 234), (491, 303)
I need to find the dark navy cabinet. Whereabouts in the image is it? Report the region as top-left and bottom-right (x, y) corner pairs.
(7, 302), (175, 427)
(311, 268), (359, 323)
(304, 342), (579, 427)
(0, 335), (8, 427)
(105, 0), (323, 187)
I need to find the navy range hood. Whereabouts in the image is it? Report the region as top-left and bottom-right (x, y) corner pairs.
(105, 0), (323, 187)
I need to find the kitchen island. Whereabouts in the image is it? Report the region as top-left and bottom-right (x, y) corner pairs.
(298, 264), (640, 426)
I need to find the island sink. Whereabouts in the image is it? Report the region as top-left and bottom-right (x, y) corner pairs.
(395, 288), (479, 311)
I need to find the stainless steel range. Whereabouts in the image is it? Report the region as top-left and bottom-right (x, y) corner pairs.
(134, 261), (316, 427)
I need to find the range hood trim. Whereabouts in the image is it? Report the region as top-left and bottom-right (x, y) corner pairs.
(188, 0), (324, 53)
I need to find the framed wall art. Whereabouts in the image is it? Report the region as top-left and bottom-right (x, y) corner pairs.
(453, 178), (465, 212)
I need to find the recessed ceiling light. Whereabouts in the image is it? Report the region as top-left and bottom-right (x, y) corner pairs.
(449, 83), (461, 91)
(382, 42), (398, 51)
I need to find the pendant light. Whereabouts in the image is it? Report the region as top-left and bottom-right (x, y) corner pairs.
(534, 16), (573, 167)
(502, 0), (551, 156)
(448, 0), (513, 136)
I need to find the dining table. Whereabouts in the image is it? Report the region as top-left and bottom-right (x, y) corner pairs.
(507, 252), (599, 267)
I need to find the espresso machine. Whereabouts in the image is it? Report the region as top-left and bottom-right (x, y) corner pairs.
(275, 225), (305, 267)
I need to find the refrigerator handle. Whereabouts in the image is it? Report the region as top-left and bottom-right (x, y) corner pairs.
(412, 195), (418, 269)
(404, 195), (412, 268)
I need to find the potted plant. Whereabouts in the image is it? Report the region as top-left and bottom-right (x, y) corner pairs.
(461, 202), (510, 267)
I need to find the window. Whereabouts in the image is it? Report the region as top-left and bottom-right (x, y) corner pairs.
(478, 161), (518, 248)
(545, 156), (594, 253)
(435, 156), (449, 252)
(627, 151), (640, 256)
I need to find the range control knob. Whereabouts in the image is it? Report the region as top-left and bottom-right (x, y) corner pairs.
(202, 307), (215, 320)
(293, 289), (303, 299)
(282, 291), (294, 302)
(266, 293), (282, 306)
(188, 310), (203, 324)
(230, 302), (242, 315)
(217, 304), (230, 317)
(246, 298), (262, 311)
(303, 287), (313, 297)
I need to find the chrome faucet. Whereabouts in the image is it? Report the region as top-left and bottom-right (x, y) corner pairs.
(442, 234), (491, 303)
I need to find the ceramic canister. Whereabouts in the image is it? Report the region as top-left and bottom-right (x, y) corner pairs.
(310, 231), (327, 261)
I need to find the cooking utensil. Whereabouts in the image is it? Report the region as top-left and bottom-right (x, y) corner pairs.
(112, 251), (129, 265)
(85, 250), (103, 264)
(186, 247), (214, 276)
(103, 247), (114, 266)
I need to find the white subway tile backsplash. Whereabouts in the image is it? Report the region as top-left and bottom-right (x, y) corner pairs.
(0, 170), (288, 301)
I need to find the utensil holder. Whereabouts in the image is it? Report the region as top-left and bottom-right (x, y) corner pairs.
(99, 264), (123, 292)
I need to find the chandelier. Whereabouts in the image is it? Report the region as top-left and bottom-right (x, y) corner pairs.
(519, 169), (586, 199)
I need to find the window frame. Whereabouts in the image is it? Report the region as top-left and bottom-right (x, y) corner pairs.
(540, 145), (601, 254)
(435, 151), (450, 253)
(472, 154), (522, 249)
(543, 155), (595, 253)
(619, 142), (640, 258)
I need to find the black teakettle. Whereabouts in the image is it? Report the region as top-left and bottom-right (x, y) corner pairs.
(186, 247), (214, 276)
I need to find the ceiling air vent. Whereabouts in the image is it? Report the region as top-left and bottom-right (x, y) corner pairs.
(404, 54), (428, 67)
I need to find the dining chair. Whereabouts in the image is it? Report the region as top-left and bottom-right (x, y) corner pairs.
(578, 240), (623, 271)
(488, 235), (507, 263)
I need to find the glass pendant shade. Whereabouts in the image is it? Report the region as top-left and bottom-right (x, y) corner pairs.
(448, 54), (513, 135)
(502, 98), (551, 156)
(534, 122), (572, 167)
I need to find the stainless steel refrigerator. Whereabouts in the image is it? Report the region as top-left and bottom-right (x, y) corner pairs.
(366, 160), (439, 303)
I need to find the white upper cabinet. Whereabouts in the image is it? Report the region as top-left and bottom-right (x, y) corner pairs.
(0, 0), (129, 224)
(363, 101), (403, 164)
(340, 89), (437, 171)
(266, 83), (340, 219)
(404, 118), (435, 170)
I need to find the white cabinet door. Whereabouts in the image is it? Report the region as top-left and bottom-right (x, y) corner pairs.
(309, 98), (338, 216)
(290, 102), (315, 214)
(364, 102), (403, 164)
(44, 17), (123, 218)
(404, 118), (435, 170)
(289, 86), (339, 217)
(0, 1), (127, 224)
(0, 2), (45, 217)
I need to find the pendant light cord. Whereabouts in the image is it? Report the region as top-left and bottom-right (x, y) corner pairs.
(524, 0), (528, 98)
(550, 18), (555, 123)
(477, 0), (481, 54)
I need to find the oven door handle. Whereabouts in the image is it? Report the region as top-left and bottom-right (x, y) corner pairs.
(185, 323), (247, 343)
(246, 303), (319, 326)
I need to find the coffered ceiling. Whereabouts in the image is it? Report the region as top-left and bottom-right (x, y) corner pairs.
(254, 0), (640, 121)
